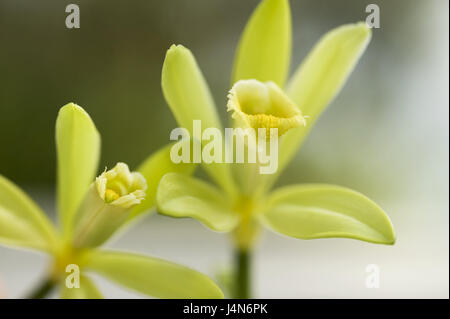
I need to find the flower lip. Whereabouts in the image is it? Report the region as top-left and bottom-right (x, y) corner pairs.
(95, 162), (147, 209)
(227, 79), (306, 137)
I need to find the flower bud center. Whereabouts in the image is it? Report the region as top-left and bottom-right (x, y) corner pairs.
(105, 189), (120, 203)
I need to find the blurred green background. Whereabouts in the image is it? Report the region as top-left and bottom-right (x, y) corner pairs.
(0, 0), (448, 298)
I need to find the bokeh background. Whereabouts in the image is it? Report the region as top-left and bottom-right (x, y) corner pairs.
(0, 0), (448, 298)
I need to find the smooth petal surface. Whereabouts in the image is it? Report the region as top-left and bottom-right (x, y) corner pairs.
(261, 184), (395, 244)
(60, 275), (103, 299)
(260, 23), (371, 193)
(162, 45), (235, 194)
(157, 173), (238, 232)
(86, 250), (224, 299)
(0, 175), (57, 252)
(56, 103), (101, 238)
(129, 143), (197, 220)
(232, 0), (291, 87)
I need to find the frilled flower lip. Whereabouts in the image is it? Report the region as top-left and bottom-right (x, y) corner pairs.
(227, 79), (306, 137)
(95, 162), (147, 209)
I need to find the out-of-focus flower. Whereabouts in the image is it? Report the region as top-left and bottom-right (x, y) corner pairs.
(0, 103), (223, 299)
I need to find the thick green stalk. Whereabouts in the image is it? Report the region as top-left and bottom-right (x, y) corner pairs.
(235, 248), (251, 299)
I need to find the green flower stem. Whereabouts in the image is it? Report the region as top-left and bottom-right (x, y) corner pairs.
(235, 248), (251, 299)
(26, 277), (56, 299)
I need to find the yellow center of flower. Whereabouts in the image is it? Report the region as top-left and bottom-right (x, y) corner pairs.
(227, 79), (306, 137)
(232, 195), (260, 250)
(105, 189), (120, 203)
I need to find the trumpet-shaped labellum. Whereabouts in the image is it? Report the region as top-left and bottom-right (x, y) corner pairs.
(261, 184), (395, 244)
(56, 103), (101, 239)
(157, 0), (395, 247)
(87, 251), (224, 299)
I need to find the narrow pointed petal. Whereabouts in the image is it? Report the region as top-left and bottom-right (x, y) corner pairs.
(60, 275), (103, 299)
(261, 184), (395, 244)
(86, 250), (224, 299)
(261, 23), (371, 192)
(56, 103), (101, 238)
(128, 142), (197, 220)
(0, 175), (57, 252)
(162, 45), (222, 132)
(157, 173), (238, 232)
(232, 0), (291, 87)
(162, 45), (235, 194)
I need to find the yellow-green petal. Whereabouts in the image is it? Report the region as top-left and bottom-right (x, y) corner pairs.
(157, 173), (238, 232)
(266, 23), (371, 192)
(162, 45), (235, 194)
(128, 142), (197, 220)
(56, 103), (101, 238)
(232, 0), (291, 87)
(0, 175), (57, 252)
(60, 275), (103, 299)
(261, 184), (395, 244)
(162, 45), (221, 131)
(86, 250), (224, 299)
(71, 163), (147, 249)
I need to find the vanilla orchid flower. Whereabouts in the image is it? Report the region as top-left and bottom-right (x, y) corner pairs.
(0, 103), (222, 299)
(156, 0), (395, 298)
